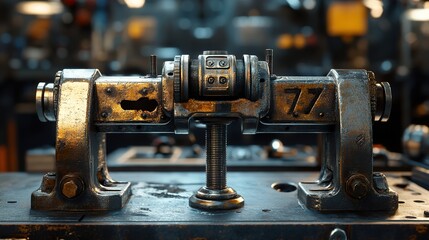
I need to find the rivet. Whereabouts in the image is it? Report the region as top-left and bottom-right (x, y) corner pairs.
(101, 112), (108, 118)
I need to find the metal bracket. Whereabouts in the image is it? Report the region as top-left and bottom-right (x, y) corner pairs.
(32, 69), (131, 211)
(297, 70), (398, 211)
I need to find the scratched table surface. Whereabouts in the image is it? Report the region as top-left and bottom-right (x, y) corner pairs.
(0, 172), (428, 239)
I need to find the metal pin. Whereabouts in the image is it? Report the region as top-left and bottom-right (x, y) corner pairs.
(150, 55), (157, 77)
(265, 49), (273, 77)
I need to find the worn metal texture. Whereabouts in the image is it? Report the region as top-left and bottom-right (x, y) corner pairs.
(33, 53), (395, 213)
(298, 70), (398, 211)
(1, 172), (429, 239)
(31, 69), (131, 210)
(265, 76), (336, 123)
(172, 53), (270, 134)
(95, 76), (165, 124)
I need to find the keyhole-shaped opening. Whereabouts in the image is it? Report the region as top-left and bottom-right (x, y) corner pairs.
(120, 97), (158, 112)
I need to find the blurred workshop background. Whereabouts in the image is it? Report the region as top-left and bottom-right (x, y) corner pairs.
(0, 0), (428, 172)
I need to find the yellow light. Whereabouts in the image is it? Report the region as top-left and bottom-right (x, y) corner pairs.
(123, 0), (145, 8)
(406, 9), (429, 21)
(16, 1), (63, 16)
(327, 2), (367, 36)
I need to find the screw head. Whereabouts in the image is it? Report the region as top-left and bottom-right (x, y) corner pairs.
(208, 77), (215, 84)
(207, 60), (215, 67)
(219, 77), (228, 84)
(219, 60), (227, 67)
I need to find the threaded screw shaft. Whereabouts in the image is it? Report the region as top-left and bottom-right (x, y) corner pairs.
(205, 124), (227, 190)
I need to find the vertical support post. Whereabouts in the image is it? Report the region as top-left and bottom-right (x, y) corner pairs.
(32, 69), (131, 211)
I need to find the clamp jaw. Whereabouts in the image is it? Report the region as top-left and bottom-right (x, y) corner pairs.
(33, 50), (397, 212)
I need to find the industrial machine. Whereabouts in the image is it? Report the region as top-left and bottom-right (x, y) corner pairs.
(32, 50), (396, 212)
(0, 50), (420, 239)
(2, 1), (429, 239)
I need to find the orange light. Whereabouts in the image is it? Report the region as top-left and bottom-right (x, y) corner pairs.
(277, 34), (293, 49)
(294, 34), (306, 49)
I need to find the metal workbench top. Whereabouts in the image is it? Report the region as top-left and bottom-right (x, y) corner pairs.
(0, 172), (428, 239)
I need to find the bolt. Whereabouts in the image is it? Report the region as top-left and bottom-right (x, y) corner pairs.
(206, 124), (227, 190)
(208, 77), (215, 84)
(219, 77), (228, 84)
(219, 60), (227, 67)
(329, 228), (347, 240)
(351, 181), (368, 197)
(141, 113), (148, 119)
(189, 122), (244, 210)
(207, 60), (215, 67)
(61, 179), (80, 199)
(346, 175), (370, 199)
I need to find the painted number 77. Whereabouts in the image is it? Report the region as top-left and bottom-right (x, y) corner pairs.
(284, 88), (323, 114)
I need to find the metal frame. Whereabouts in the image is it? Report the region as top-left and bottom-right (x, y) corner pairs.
(32, 69), (131, 211)
(297, 70), (398, 211)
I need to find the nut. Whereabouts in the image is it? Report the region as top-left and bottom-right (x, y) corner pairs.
(61, 177), (83, 199)
(346, 174), (370, 199)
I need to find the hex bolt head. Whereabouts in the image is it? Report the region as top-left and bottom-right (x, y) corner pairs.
(208, 77), (215, 84)
(346, 174), (370, 199)
(60, 177), (83, 199)
(219, 77), (228, 84)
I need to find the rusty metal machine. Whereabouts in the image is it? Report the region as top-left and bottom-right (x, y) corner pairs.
(33, 50), (397, 212)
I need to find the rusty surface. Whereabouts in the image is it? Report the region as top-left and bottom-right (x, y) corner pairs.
(297, 69), (398, 212)
(32, 54), (395, 214)
(1, 172), (429, 239)
(31, 69), (131, 211)
(95, 76), (164, 123)
(266, 76), (336, 123)
(161, 61), (174, 114)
